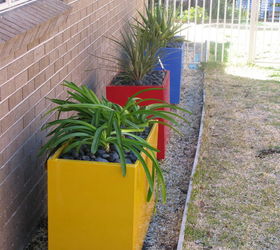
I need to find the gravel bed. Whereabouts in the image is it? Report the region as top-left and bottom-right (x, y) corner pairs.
(24, 44), (204, 250)
(143, 44), (204, 250)
(25, 218), (47, 250)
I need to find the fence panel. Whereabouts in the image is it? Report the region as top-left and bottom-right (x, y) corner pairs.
(150, 0), (280, 64)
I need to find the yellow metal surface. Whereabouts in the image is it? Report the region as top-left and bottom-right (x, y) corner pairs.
(48, 124), (158, 250)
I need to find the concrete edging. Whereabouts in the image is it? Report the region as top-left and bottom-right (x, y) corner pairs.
(176, 87), (206, 250)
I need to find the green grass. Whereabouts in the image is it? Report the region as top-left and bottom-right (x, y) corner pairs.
(270, 121), (280, 127)
(200, 61), (225, 71)
(184, 63), (280, 249)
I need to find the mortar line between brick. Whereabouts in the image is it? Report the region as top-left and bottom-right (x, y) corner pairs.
(0, 13), (130, 168)
(0, 21), (131, 157)
(0, 0), (121, 105)
(2, 172), (46, 227)
(0, 39), (104, 157)
(0, 0), (115, 73)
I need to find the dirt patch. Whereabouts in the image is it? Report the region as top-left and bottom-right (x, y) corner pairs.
(184, 63), (280, 250)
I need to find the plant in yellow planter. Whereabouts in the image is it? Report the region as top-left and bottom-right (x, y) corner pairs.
(41, 81), (190, 250)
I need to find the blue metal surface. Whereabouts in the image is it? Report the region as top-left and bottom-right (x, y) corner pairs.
(155, 43), (184, 104)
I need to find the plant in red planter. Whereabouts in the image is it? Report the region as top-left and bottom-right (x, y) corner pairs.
(106, 25), (171, 159)
(135, 6), (186, 104)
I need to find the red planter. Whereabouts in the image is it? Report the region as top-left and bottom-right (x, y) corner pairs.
(106, 71), (170, 159)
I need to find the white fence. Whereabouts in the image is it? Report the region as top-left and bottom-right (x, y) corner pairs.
(150, 0), (280, 64)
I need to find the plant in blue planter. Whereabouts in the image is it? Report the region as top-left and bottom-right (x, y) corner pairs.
(135, 6), (185, 104)
(155, 38), (184, 104)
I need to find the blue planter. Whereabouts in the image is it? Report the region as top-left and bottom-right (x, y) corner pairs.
(155, 42), (184, 104)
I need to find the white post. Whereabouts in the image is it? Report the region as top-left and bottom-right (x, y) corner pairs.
(221, 0), (228, 62)
(165, 0), (169, 11)
(180, 0), (183, 18)
(248, 0), (260, 63)
(173, 0), (176, 17)
(151, 0), (154, 10)
(215, 0), (221, 61)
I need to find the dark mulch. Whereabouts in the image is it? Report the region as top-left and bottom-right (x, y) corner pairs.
(60, 127), (151, 164)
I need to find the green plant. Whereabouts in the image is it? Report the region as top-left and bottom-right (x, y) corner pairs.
(40, 81), (191, 201)
(209, 1), (247, 23)
(108, 25), (161, 84)
(135, 6), (185, 47)
(179, 6), (209, 24)
(100, 5), (185, 85)
(177, 2), (247, 24)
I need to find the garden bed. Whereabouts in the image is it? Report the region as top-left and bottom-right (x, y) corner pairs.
(25, 44), (204, 249)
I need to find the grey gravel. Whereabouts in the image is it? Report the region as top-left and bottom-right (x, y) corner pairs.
(25, 218), (47, 250)
(143, 44), (204, 250)
(24, 44), (204, 250)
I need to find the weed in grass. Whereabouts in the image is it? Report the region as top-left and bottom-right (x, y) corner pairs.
(185, 225), (208, 242)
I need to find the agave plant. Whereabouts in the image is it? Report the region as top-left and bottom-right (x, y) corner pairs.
(134, 5), (185, 48)
(108, 25), (162, 85)
(40, 81), (191, 201)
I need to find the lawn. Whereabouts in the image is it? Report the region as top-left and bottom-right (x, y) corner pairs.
(184, 63), (280, 249)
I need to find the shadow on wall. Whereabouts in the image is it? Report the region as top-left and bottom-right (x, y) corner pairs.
(1, 129), (47, 249)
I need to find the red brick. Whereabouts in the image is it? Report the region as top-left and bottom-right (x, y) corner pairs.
(8, 89), (23, 110)
(6, 58), (25, 80)
(22, 80), (35, 99)
(27, 63), (40, 80)
(22, 51), (35, 68)
(14, 71), (28, 89)
(23, 108), (35, 128)
(39, 55), (50, 71)
(45, 64), (55, 80)
(44, 38), (55, 54)
(33, 45), (45, 59)
(0, 1), (146, 249)
(0, 119), (23, 152)
(0, 100), (9, 120)
(54, 57), (64, 73)
(0, 68), (8, 86)
(0, 79), (15, 101)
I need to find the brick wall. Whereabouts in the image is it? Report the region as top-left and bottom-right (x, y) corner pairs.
(0, 0), (146, 249)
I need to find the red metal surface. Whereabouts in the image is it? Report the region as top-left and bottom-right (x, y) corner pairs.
(106, 71), (170, 159)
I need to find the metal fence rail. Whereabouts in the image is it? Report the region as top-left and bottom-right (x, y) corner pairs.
(150, 0), (280, 64)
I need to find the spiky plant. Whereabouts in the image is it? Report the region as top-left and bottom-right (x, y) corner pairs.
(108, 25), (162, 85)
(135, 5), (185, 47)
(40, 82), (191, 201)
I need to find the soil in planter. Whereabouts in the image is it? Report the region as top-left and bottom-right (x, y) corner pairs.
(60, 127), (151, 164)
(111, 70), (166, 86)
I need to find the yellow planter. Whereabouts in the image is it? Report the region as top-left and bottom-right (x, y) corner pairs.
(48, 124), (158, 250)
